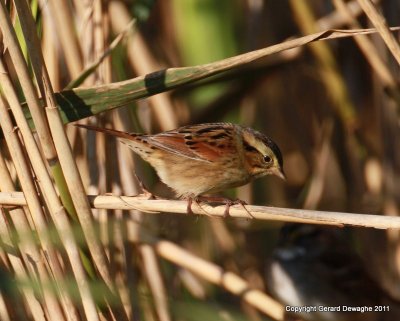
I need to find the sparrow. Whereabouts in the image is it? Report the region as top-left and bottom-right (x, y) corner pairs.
(75, 122), (285, 212)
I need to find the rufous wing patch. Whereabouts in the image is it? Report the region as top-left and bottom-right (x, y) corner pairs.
(147, 134), (209, 162)
(148, 127), (236, 162)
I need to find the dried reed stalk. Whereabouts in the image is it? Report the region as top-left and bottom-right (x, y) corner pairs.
(109, 4), (176, 319)
(1, 1), (100, 320)
(333, 0), (400, 102)
(46, 0), (83, 78)
(2, 192), (400, 229)
(0, 153), (47, 321)
(291, 0), (356, 128)
(131, 230), (285, 321)
(77, 196), (400, 229)
(0, 95), (64, 320)
(357, 0), (400, 65)
(11, 4), (126, 318)
(0, 56), (89, 321)
(140, 244), (171, 321)
(318, 0), (380, 29)
(109, 1), (178, 131)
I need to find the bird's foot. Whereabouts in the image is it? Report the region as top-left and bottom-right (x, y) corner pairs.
(186, 197), (194, 214)
(193, 196), (254, 219)
(184, 196), (213, 217)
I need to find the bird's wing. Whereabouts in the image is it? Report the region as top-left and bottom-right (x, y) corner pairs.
(75, 123), (239, 163)
(148, 123), (238, 162)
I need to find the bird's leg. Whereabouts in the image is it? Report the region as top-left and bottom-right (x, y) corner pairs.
(186, 197), (194, 214)
(184, 196), (212, 216)
(195, 196), (254, 219)
(185, 196), (201, 214)
(231, 199), (254, 219)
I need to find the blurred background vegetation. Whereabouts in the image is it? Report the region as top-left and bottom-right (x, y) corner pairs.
(1, 0), (400, 320)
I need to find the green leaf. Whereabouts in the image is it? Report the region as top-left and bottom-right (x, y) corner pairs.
(19, 27), (399, 131)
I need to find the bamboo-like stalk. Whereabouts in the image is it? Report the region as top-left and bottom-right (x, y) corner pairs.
(1, 1), (102, 320)
(193, 0), (381, 125)
(46, 0), (83, 78)
(318, 0), (380, 29)
(290, 0), (356, 129)
(12, 0), (124, 309)
(0, 41), (97, 321)
(333, 0), (400, 102)
(102, 12), (174, 316)
(151, 239), (284, 321)
(92, 4), (127, 318)
(47, 108), (129, 320)
(3, 192), (400, 229)
(40, 4), (60, 91)
(92, 3), (134, 320)
(113, 111), (143, 320)
(0, 97), (65, 320)
(1, 14), (71, 319)
(109, 1), (178, 131)
(79, 196), (400, 229)
(357, 0), (400, 66)
(0, 153), (47, 321)
(0, 1), (55, 161)
(0, 211), (36, 321)
(0, 57), (92, 321)
(113, 110), (174, 321)
(290, 0), (368, 214)
(65, 19), (136, 90)
(303, 121), (334, 209)
(141, 244), (171, 321)
(94, 0), (110, 85)
(0, 290), (11, 321)
(1, 0), (76, 218)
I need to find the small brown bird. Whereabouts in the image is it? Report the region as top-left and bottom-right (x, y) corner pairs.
(76, 123), (284, 208)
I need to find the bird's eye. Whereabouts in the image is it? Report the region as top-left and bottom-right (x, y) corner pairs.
(263, 155), (272, 163)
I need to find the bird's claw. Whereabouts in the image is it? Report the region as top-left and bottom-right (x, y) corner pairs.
(185, 196), (253, 219)
(222, 198), (253, 218)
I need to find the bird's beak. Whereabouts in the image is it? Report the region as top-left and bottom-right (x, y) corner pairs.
(273, 167), (286, 181)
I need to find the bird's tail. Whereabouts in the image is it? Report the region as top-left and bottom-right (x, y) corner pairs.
(74, 124), (139, 140)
